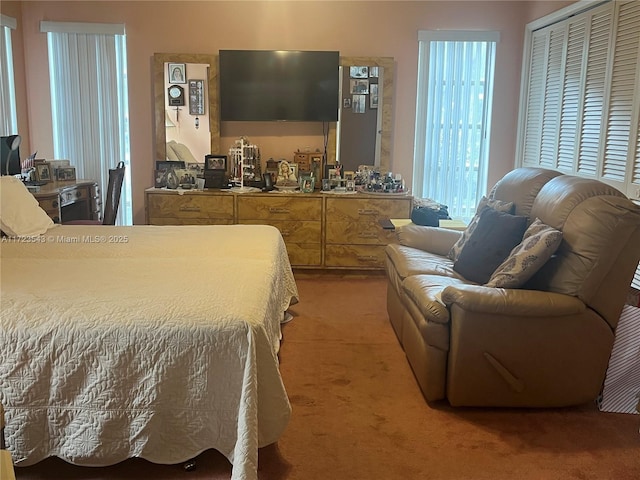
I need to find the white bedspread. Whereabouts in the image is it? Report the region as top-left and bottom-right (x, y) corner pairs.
(0, 224), (299, 480)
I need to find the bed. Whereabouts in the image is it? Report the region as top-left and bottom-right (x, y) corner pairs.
(0, 190), (299, 480)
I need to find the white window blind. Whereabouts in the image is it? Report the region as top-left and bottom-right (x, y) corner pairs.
(413, 31), (498, 222)
(42, 21), (132, 225)
(0, 14), (17, 136)
(517, 0), (640, 201)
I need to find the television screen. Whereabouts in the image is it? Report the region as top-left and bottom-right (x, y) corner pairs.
(1, 135), (21, 176)
(219, 50), (339, 122)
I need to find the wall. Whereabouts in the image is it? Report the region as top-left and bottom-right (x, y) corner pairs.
(2, 0), (574, 224)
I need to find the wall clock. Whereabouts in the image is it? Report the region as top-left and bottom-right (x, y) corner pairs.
(168, 85), (185, 106)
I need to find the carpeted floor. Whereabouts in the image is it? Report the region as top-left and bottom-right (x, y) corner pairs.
(14, 274), (640, 479)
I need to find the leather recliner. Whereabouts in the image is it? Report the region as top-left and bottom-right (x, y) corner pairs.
(385, 167), (640, 407)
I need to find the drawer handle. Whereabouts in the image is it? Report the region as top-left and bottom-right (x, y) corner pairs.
(269, 207), (290, 214)
(52, 201), (59, 208)
(357, 209), (379, 216)
(356, 255), (379, 262)
(359, 232), (378, 239)
(179, 206), (201, 212)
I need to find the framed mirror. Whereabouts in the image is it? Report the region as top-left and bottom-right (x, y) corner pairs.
(153, 53), (220, 162)
(328, 56), (394, 173)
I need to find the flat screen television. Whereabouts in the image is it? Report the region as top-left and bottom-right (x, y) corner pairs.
(219, 50), (339, 122)
(1, 135), (21, 176)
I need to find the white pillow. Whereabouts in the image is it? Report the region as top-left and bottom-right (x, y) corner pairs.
(0, 176), (55, 237)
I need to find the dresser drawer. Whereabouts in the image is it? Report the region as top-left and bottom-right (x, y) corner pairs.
(147, 217), (234, 226)
(238, 196), (322, 221)
(324, 244), (387, 268)
(36, 194), (61, 223)
(286, 243), (322, 266)
(60, 186), (88, 207)
(147, 193), (234, 220)
(242, 219), (321, 244)
(325, 197), (411, 222)
(325, 221), (397, 245)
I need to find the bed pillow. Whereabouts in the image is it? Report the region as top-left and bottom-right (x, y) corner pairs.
(448, 196), (515, 262)
(170, 141), (198, 163)
(0, 176), (55, 237)
(485, 218), (563, 288)
(453, 207), (528, 284)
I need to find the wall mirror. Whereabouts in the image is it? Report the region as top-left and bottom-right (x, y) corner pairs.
(328, 56), (394, 174)
(153, 53), (220, 163)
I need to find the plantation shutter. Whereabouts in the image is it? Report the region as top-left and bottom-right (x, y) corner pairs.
(577, 6), (612, 178)
(602, 0), (640, 184)
(522, 32), (547, 167)
(517, 0), (640, 201)
(557, 16), (587, 173)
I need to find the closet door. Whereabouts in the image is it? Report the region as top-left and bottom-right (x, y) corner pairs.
(518, 0), (640, 201)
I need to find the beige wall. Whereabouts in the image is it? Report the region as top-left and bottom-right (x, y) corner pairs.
(2, 0), (573, 224)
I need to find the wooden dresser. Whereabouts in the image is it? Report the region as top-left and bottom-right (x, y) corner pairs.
(145, 188), (412, 269)
(31, 180), (100, 223)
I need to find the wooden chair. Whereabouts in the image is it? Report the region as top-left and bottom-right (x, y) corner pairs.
(65, 161), (125, 225)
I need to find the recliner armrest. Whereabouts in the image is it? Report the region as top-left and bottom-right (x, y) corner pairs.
(397, 224), (461, 256)
(441, 284), (585, 316)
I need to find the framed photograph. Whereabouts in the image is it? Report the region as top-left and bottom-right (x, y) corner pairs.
(188, 79), (205, 115)
(205, 154), (227, 171)
(343, 98), (352, 109)
(154, 169), (168, 188)
(346, 180), (355, 192)
(156, 160), (185, 171)
(186, 162), (205, 174)
(370, 84), (379, 109)
(350, 79), (369, 94)
(369, 66), (379, 78)
(168, 63), (186, 84)
(324, 163), (343, 181)
(352, 94), (366, 114)
(35, 163), (52, 183)
(349, 66), (368, 78)
(343, 170), (355, 182)
(56, 167), (76, 181)
(299, 175), (315, 193)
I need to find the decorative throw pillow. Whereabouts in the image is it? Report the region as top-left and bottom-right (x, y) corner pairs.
(0, 176), (55, 237)
(485, 218), (563, 288)
(448, 196), (515, 262)
(453, 207), (528, 284)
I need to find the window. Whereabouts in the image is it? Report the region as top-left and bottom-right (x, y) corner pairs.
(41, 21), (132, 225)
(413, 31), (498, 222)
(0, 14), (17, 136)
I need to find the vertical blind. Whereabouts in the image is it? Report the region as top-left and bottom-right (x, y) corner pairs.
(0, 14), (17, 136)
(41, 21), (132, 225)
(413, 31), (498, 222)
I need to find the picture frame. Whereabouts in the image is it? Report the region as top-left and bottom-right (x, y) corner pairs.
(369, 66), (379, 78)
(370, 84), (379, 109)
(299, 175), (315, 193)
(186, 162), (205, 174)
(349, 66), (368, 78)
(156, 160), (185, 171)
(168, 63), (186, 84)
(56, 167), (76, 181)
(343, 98), (352, 109)
(205, 154), (227, 171)
(343, 170), (355, 181)
(35, 163), (52, 183)
(154, 169), (168, 188)
(188, 79), (205, 115)
(352, 94), (366, 114)
(350, 79), (369, 94)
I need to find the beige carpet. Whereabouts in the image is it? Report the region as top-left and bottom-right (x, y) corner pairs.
(15, 274), (640, 479)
